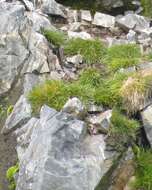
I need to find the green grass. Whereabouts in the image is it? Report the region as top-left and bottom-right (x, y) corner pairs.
(105, 44), (141, 72)
(28, 68), (103, 112)
(64, 38), (107, 65)
(141, 0), (152, 17)
(133, 150), (152, 190)
(94, 72), (129, 108)
(43, 29), (67, 47)
(111, 109), (139, 139)
(6, 163), (19, 190)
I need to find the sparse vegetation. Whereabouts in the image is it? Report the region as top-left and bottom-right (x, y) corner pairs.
(133, 149), (152, 190)
(43, 29), (67, 47)
(6, 163), (19, 190)
(105, 44), (141, 72)
(64, 38), (107, 65)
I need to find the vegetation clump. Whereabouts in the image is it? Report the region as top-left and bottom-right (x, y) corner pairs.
(141, 0), (152, 17)
(111, 109), (139, 140)
(120, 69), (152, 113)
(133, 150), (152, 190)
(105, 44), (141, 72)
(28, 68), (102, 112)
(43, 29), (67, 47)
(94, 72), (129, 108)
(6, 163), (19, 190)
(64, 38), (107, 65)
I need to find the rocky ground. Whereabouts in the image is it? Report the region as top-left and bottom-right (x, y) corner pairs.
(1, 0), (152, 190)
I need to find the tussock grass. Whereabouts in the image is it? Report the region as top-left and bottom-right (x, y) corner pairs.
(43, 29), (67, 47)
(64, 38), (107, 65)
(105, 44), (141, 72)
(28, 68), (103, 112)
(133, 150), (152, 190)
(120, 69), (152, 113)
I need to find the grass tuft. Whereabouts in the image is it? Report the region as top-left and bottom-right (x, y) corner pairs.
(43, 29), (67, 47)
(120, 70), (152, 113)
(94, 72), (129, 108)
(64, 38), (107, 65)
(105, 44), (141, 72)
(28, 68), (103, 112)
(133, 150), (152, 190)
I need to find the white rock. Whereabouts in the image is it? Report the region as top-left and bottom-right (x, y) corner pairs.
(81, 10), (92, 22)
(93, 12), (115, 28)
(68, 31), (91, 39)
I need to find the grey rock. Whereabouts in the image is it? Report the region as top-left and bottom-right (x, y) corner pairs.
(69, 22), (81, 32)
(66, 54), (83, 67)
(21, 0), (34, 11)
(0, 2), (26, 33)
(67, 9), (78, 23)
(116, 14), (150, 31)
(141, 104), (152, 147)
(1, 95), (32, 134)
(127, 30), (137, 42)
(106, 37), (129, 47)
(80, 10), (92, 22)
(87, 110), (112, 134)
(16, 105), (108, 190)
(87, 104), (104, 113)
(68, 31), (91, 39)
(27, 12), (53, 32)
(93, 12), (115, 28)
(62, 97), (86, 118)
(22, 32), (51, 74)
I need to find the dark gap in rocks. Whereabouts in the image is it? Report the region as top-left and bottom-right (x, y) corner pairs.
(134, 111), (150, 148)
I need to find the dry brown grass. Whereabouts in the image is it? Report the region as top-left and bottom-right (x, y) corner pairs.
(120, 69), (152, 114)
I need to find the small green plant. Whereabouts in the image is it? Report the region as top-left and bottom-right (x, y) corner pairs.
(43, 29), (67, 47)
(7, 105), (14, 116)
(6, 163), (19, 190)
(141, 0), (152, 17)
(105, 44), (141, 72)
(133, 149), (152, 190)
(64, 38), (107, 65)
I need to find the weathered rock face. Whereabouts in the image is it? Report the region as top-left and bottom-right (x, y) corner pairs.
(141, 104), (152, 147)
(16, 105), (111, 190)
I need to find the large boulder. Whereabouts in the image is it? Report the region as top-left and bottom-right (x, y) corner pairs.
(16, 105), (113, 190)
(116, 14), (150, 32)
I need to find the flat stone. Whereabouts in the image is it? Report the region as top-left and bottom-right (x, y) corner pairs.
(93, 12), (115, 28)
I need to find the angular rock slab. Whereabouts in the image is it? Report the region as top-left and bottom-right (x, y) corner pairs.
(1, 95), (32, 134)
(141, 104), (152, 147)
(93, 12), (115, 28)
(16, 105), (107, 190)
(116, 14), (150, 31)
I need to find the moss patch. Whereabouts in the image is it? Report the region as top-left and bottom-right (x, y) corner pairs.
(141, 0), (152, 18)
